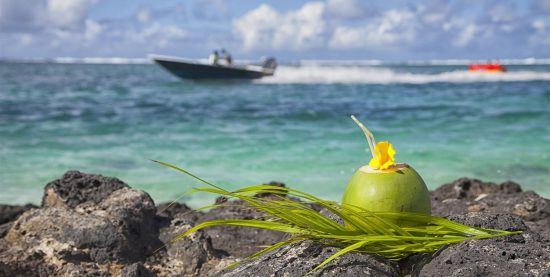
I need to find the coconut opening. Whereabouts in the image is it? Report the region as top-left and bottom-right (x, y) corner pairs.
(359, 163), (408, 174)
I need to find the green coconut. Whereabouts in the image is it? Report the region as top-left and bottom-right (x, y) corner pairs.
(342, 164), (431, 214)
(342, 116), (431, 224)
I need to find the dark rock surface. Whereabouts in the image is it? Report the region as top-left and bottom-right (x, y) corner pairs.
(146, 215), (225, 276)
(224, 240), (400, 277)
(431, 178), (550, 240)
(0, 204), (37, 225)
(42, 170), (128, 208)
(122, 263), (155, 277)
(419, 213), (550, 277)
(431, 178), (523, 201)
(156, 202), (199, 229)
(0, 173), (548, 276)
(0, 204), (37, 238)
(0, 171), (161, 276)
(4, 187), (161, 264)
(197, 199), (287, 258)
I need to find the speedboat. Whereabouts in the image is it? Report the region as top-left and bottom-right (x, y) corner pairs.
(149, 54), (277, 80)
(468, 62), (506, 73)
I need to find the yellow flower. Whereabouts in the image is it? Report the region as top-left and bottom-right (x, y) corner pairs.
(368, 141), (396, 170)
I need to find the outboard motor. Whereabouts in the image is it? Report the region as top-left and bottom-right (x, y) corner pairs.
(260, 57), (277, 76)
(261, 57), (277, 70)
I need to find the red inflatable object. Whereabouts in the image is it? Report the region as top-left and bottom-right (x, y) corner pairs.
(468, 63), (507, 72)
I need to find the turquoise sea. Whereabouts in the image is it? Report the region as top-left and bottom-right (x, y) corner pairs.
(1, 61), (549, 206)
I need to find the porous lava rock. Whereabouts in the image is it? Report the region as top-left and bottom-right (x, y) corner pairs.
(0, 171), (161, 275)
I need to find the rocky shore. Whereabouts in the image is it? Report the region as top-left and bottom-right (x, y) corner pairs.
(0, 171), (548, 276)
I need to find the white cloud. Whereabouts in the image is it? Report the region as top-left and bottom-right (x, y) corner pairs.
(329, 10), (416, 49)
(136, 8), (151, 23)
(417, 0), (451, 24)
(0, 0), (93, 32)
(84, 19), (102, 41)
(192, 0), (229, 21)
(453, 24), (477, 47)
(233, 4), (279, 50)
(233, 2), (326, 51)
(532, 20), (545, 31)
(328, 26), (363, 48)
(19, 34), (33, 45)
(0, 0), (47, 32)
(118, 23), (188, 48)
(1, 0), (549, 59)
(47, 0), (94, 29)
(488, 4), (516, 23)
(529, 19), (550, 46)
(141, 24), (186, 40)
(326, 0), (367, 19)
(0, 0), (192, 56)
(533, 0), (550, 13)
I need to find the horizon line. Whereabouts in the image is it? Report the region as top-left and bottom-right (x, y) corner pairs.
(1, 56), (550, 66)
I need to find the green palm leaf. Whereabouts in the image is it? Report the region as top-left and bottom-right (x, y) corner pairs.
(155, 160), (520, 274)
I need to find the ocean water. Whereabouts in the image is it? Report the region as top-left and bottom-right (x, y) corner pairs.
(1, 61), (549, 206)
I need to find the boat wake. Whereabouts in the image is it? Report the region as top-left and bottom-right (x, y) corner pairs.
(257, 65), (550, 84)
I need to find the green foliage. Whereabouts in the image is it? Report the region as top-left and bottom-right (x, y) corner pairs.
(155, 160), (520, 273)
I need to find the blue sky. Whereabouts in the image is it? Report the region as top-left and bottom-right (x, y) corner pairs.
(1, 0), (549, 61)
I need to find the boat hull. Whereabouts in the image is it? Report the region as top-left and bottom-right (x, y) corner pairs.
(151, 55), (271, 80)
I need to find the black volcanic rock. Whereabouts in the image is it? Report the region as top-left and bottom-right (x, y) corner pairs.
(0, 171), (162, 276)
(0, 204), (37, 225)
(197, 198), (288, 258)
(156, 202), (200, 229)
(5, 188), (162, 263)
(431, 178), (550, 240)
(419, 213), (550, 277)
(1, 174), (549, 276)
(42, 170), (128, 208)
(121, 263), (154, 277)
(0, 204), (37, 238)
(147, 215), (226, 276)
(224, 240), (399, 276)
(431, 178), (522, 201)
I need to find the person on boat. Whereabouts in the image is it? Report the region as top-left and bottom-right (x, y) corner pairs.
(220, 49), (232, 65)
(208, 50), (219, 65)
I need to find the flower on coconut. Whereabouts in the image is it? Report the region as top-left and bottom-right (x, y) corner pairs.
(368, 141), (396, 170)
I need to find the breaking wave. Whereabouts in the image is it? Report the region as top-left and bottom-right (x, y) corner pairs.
(258, 65), (550, 84)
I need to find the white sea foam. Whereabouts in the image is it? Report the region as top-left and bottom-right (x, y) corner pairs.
(293, 58), (550, 66)
(257, 65), (550, 84)
(53, 57), (150, 64)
